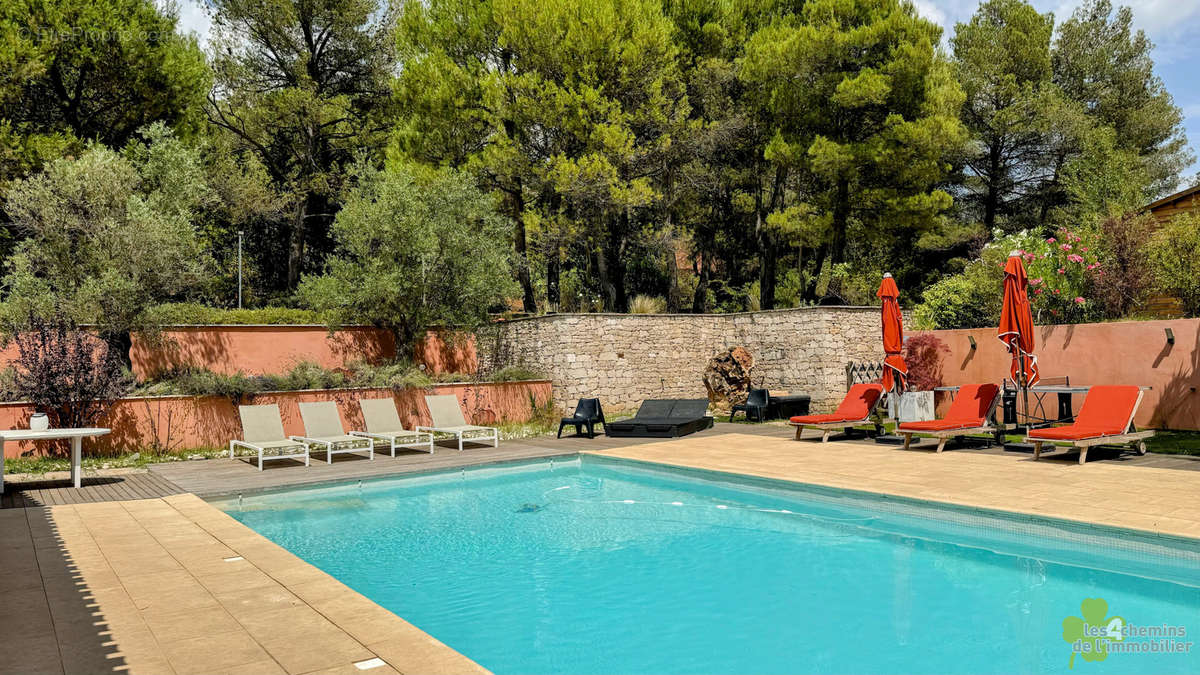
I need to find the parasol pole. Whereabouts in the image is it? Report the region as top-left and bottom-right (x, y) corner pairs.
(1020, 352), (1030, 430)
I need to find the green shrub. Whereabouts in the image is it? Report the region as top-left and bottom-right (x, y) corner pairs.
(262, 360), (349, 391)
(347, 361), (434, 390)
(146, 303), (329, 325)
(134, 369), (265, 401)
(1146, 213), (1200, 317)
(488, 365), (546, 382)
(911, 264), (1000, 329)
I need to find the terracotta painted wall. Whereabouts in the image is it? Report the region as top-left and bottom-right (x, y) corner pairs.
(926, 318), (1200, 430)
(0, 325), (480, 379)
(128, 326), (396, 379)
(412, 330), (479, 375)
(0, 380), (551, 458)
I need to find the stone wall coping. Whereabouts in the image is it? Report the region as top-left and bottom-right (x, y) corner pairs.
(492, 306), (879, 325)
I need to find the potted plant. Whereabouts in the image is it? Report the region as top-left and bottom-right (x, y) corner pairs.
(893, 334), (949, 422)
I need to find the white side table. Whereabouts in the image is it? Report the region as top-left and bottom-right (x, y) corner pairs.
(0, 428), (111, 493)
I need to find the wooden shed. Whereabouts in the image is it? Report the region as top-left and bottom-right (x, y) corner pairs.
(1143, 183), (1200, 223)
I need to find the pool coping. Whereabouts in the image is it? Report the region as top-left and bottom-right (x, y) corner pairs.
(586, 432), (1200, 541)
(580, 453), (1200, 550)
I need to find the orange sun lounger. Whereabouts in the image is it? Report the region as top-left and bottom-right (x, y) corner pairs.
(789, 383), (885, 442)
(1024, 385), (1154, 464)
(897, 383), (1001, 453)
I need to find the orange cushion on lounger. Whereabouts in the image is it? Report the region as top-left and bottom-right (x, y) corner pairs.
(944, 383), (1000, 422)
(789, 383), (883, 425)
(1027, 425), (1118, 441)
(790, 413), (854, 425)
(897, 383), (999, 432)
(1027, 385), (1141, 440)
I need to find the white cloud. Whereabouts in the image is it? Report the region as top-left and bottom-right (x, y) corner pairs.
(167, 0), (212, 50)
(911, 0), (950, 28)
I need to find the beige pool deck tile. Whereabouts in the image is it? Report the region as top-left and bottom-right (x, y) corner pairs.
(241, 606), (377, 674)
(214, 581), (309, 615)
(196, 564), (280, 594)
(589, 431), (1200, 539)
(6, 428), (1197, 675)
(162, 629), (275, 675)
(210, 659), (290, 675)
(0, 495), (490, 675)
(143, 604), (243, 642)
(369, 633), (491, 675)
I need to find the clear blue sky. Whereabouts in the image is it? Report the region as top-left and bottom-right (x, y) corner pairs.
(170, 0), (1200, 184)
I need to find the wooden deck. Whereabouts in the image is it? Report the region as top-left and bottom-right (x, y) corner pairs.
(0, 471), (184, 508)
(149, 429), (676, 497)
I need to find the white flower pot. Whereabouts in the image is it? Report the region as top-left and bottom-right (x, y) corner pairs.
(891, 391), (934, 423)
(30, 413), (49, 431)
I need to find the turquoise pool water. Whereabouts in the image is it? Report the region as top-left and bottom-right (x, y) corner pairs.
(215, 457), (1200, 674)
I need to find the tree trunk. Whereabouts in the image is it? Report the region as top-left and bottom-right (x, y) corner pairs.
(594, 245), (612, 311)
(830, 178), (851, 266)
(287, 198), (306, 290)
(804, 243), (828, 301)
(510, 183), (537, 313)
(692, 250), (708, 313)
(604, 218), (629, 312)
(104, 331), (134, 372)
(546, 252), (560, 312)
(984, 140), (1001, 230)
(759, 244), (777, 310)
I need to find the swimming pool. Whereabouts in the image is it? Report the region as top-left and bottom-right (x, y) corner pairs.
(215, 456), (1200, 674)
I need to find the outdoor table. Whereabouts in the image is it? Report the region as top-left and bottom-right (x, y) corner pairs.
(768, 394), (811, 420)
(934, 385), (1150, 425)
(0, 428), (111, 494)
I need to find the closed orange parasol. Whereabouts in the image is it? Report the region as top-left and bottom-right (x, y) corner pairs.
(998, 253), (1039, 388)
(877, 273), (907, 393)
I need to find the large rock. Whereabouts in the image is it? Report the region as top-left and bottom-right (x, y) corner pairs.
(703, 346), (755, 410)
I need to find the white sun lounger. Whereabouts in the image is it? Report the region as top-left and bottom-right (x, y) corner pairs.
(230, 404), (309, 470)
(293, 401), (374, 463)
(350, 398), (435, 456)
(417, 394), (500, 452)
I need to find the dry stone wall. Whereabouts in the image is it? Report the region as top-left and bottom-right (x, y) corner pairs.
(479, 307), (884, 414)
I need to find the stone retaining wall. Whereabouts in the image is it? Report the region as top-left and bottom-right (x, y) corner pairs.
(479, 307), (883, 413)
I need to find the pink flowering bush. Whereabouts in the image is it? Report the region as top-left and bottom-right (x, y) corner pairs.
(1021, 227), (1104, 323)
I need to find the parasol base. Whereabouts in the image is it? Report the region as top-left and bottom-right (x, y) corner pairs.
(1003, 442), (1036, 453)
(874, 434), (905, 445)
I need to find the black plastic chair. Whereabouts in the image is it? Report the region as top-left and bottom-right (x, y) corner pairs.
(558, 398), (606, 438)
(730, 388), (770, 423)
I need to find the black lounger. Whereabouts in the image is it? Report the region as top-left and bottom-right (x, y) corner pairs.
(605, 398), (714, 438)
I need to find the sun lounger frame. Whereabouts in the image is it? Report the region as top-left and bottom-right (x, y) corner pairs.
(350, 398), (435, 455)
(1024, 390), (1154, 464)
(899, 386), (1002, 453)
(291, 402), (374, 464)
(789, 392), (884, 443)
(416, 395), (500, 452)
(230, 404), (310, 471)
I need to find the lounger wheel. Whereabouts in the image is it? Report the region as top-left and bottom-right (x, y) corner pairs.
(1136, 440), (1148, 455)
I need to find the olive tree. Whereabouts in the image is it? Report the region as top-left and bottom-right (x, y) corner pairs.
(297, 163), (516, 346)
(2, 124), (213, 362)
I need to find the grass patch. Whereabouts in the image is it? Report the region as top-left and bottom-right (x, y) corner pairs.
(1141, 430), (1200, 457)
